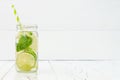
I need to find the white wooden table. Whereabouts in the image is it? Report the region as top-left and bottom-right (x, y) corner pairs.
(0, 60), (118, 80)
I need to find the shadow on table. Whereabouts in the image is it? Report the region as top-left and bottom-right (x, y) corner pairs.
(15, 72), (38, 80)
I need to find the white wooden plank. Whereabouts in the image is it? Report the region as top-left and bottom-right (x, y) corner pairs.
(70, 61), (112, 80)
(1, 31), (118, 60)
(3, 61), (57, 80)
(113, 60), (120, 80)
(50, 61), (75, 80)
(0, 61), (6, 68)
(39, 31), (114, 60)
(0, 61), (14, 80)
(69, 61), (88, 80)
(50, 61), (112, 80)
(3, 65), (38, 80)
(1, 0), (120, 29)
(1, 61), (114, 80)
(38, 61), (57, 80)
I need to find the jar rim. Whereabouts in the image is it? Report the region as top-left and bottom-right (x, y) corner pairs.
(17, 24), (37, 28)
(16, 24), (38, 31)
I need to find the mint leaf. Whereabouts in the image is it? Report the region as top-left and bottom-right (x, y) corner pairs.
(17, 35), (32, 52)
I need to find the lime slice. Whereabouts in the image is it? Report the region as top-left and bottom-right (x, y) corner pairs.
(16, 52), (35, 71)
(25, 47), (37, 60)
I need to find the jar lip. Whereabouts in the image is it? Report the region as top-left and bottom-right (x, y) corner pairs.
(17, 24), (37, 28)
(16, 24), (38, 30)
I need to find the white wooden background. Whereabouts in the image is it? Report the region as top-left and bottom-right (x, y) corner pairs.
(0, 0), (120, 60)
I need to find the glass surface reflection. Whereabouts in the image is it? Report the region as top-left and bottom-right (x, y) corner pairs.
(15, 72), (38, 80)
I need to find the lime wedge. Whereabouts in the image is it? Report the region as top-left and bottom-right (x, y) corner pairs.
(16, 52), (35, 71)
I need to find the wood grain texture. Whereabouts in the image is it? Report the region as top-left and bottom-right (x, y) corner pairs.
(0, 61), (116, 80)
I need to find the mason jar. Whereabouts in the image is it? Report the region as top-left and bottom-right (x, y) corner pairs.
(16, 25), (38, 72)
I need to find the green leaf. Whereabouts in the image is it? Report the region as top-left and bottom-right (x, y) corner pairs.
(17, 35), (32, 52)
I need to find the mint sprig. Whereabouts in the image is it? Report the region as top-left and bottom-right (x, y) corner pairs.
(16, 35), (32, 52)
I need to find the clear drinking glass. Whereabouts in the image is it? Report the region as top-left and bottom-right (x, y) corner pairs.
(16, 25), (38, 72)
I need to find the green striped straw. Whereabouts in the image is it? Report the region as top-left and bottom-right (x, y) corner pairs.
(11, 4), (23, 30)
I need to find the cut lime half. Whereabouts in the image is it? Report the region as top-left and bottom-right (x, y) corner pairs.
(16, 52), (36, 71)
